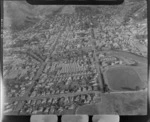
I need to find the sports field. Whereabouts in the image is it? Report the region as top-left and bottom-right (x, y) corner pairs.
(105, 67), (145, 91)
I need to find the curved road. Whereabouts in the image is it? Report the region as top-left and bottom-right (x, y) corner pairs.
(102, 50), (147, 64)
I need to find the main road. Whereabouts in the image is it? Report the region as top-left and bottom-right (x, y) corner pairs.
(90, 28), (104, 92)
(8, 91), (100, 102)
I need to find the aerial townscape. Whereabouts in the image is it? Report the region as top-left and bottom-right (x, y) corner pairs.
(3, 0), (147, 115)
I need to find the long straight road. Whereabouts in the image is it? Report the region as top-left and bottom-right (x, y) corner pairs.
(90, 28), (104, 91)
(46, 25), (67, 62)
(9, 91), (100, 102)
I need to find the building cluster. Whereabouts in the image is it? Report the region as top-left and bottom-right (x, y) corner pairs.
(29, 61), (99, 98)
(55, 30), (93, 54)
(3, 5), (147, 114)
(4, 57), (40, 98)
(19, 93), (96, 114)
(97, 53), (123, 69)
(3, 101), (19, 114)
(97, 52), (138, 72)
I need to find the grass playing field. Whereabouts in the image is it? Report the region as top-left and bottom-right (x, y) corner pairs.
(105, 67), (145, 91)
